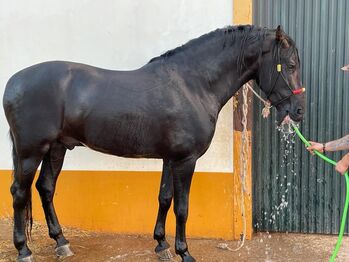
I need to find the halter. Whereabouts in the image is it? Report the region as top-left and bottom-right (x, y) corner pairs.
(266, 43), (305, 107)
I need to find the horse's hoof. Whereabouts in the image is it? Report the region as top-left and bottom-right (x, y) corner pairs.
(182, 256), (196, 262)
(55, 244), (74, 258)
(181, 252), (196, 262)
(17, 255), (35, 262)
(156, 248), (173, 261)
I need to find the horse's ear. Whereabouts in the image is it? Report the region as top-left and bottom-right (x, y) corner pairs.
(276, 25), (290, 48)
(262, 25), (287, 53)
(275, 25), (285, 41)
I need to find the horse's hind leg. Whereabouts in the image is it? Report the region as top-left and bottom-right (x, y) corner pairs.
(35, 142), (73, 258)
(11, 154), (44, 262)
(154, 160), (174, 260)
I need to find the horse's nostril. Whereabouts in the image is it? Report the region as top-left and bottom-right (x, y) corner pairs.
(297, 108), (303, 115)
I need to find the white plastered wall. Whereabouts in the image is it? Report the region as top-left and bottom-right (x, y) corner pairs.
(0, 0), (234, 172)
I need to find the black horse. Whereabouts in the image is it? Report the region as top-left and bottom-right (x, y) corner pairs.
(3, 25), (305, 262)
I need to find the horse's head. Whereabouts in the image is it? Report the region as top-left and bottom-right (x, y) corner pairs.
(256, 26), (305, 125)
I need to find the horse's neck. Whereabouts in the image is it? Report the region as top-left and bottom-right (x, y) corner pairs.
(179, 42), (256, 110)
(209, 65), (254, 109)
(150, 29), (262, 112)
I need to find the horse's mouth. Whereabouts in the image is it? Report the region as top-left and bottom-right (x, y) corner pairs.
(341, 64), (349, 71)
(281, 115), (292, 125)
(277, 112), (290, 126)
(280, 114), (302, 126)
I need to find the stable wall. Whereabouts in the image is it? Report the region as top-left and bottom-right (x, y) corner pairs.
(0, 0), (252, 239)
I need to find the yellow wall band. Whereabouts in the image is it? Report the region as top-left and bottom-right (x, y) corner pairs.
(233, 0), (253, 240)
(0, 134), (251, 240)
(1, 169), (237, 239)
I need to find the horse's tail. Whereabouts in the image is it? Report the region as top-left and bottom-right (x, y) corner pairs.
(9, 131), (33, 240)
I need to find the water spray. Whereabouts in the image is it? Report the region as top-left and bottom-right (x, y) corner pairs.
(245, 76), (347, 260)
(248, 78), (348, 261)
(292, 124), (349, 262)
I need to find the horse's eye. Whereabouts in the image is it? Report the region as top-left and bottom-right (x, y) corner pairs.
(288, 64), (296, 71)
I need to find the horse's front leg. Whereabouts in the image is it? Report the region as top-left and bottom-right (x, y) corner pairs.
(172, 158), (196, 262)
(35, 142), (73, 258)
(154, 160), (174, 260)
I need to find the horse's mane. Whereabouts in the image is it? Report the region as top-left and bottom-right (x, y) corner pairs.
(147, 25), (269, 64)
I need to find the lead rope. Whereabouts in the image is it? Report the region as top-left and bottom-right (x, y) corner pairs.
(217, 81), (250, 252)
(245, 82), (272, 118)
(238, 82), (249, 250)
(217, 80), (274, 252)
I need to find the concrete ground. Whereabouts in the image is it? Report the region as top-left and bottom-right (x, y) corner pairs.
(1, 219), (349, 262)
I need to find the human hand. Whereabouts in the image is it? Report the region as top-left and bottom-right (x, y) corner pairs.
(307, 141), (324, 154)
(335, 157), (349, 175)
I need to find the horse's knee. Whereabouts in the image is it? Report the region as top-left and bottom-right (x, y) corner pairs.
(158, 194), (172, 210)
(35, 181), (54, 202)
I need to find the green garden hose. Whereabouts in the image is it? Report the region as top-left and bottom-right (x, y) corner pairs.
(292, 124), (349, 262)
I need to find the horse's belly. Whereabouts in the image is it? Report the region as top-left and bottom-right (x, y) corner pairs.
(83, 141), (162, 159)
(83, 137), (162, 158)
(78, 118), (163, 158)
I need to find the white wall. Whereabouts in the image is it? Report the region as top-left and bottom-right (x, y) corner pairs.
(0, 0), (234, 172)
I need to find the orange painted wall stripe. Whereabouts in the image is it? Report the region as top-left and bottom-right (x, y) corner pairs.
(232, 0), (253, 240)
(231, 131), (252, 240)
(0, 170), (236, 239)
(0, 134), (251, 240)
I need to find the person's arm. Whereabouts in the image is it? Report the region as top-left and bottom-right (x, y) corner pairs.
(336, 153), (349, 175)
(307, 134), (349, 154)
(324, 134), (349, 152)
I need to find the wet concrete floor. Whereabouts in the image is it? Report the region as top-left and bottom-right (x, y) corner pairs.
(1, 219), (349, 262)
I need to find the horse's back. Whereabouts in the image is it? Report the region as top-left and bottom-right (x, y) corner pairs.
(3, 61), (213, 159)
(3, 61), (162, 146)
